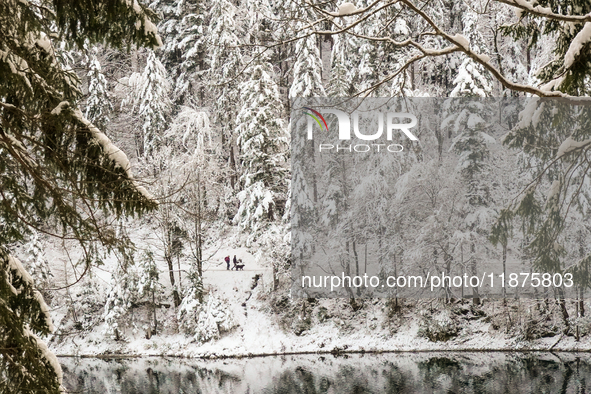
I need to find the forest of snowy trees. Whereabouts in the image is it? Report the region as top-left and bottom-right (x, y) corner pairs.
(2, 0), (591, 391)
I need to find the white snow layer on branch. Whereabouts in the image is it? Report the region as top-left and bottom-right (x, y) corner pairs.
(24, 328), (64, 388)
(540, 76), (565, 92)
(478, 54), (491, 63)
(556, 137), (591, 159)
(450, 34), (470, 49)
(513, 0), (563, 17)
(565, 22), (591, 69)
(480, 131), (496, 144)
(337, 2), (357, 15)
(514, 99), (544, 129)
(7, 254), (55, 332)
(68, 106), (155, 202)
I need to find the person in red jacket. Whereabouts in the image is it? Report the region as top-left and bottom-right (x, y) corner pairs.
(225, 255), (230, 270)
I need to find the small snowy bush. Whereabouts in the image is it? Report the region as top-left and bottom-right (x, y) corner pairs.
(178, 292), (235, 344)
(75, 277), (103, 331)
(418, 309), (460, 342)
(103, 264), (138, 340)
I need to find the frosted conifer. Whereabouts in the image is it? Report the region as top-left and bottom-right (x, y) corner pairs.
(24, 231), (52, 290)
(234, 56), (288, 234)
(0, 0), (161, 390)
(289, 33), (325, 98)
(85, 55), (113, 130)
(450, 12), (493, 98)
(128, 50), (172, 156)
(155, 0), (206, 104)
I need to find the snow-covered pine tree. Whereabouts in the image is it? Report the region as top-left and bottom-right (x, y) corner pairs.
(177, 265), (205, 334)
(0, 0), (160, 391)
(206, 0), (244, 187)
(103, 260), (137, 340)
(445, 98), (497, 304)
(450, 11), (493, 98)
(155, 0), (206, 104)
(0, 250), (63, 393)
(328, 33), (354, 97)
(489, 5), (530, 96)
(502, 100), (591, 302)
(128, 50), (172, 157)
(178, 291), (234, 343)
(136, 249), (161, 335)
(234, 55), (288, 236)
(85, 54), (114, 130)
(289, 32), (326, 98)
(351, 0), (387, 96)
(24, 231), (52, 291)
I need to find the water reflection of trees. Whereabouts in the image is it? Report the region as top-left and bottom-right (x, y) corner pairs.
(60, 354), (591, 393)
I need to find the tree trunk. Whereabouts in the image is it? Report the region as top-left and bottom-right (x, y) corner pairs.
(166, 252), (181, 307)
(444, 251), (453, 303)
(502, 242), (507, 306)
(196, 172), (203, 277)
(152, 289), (157, 334)
(579, 288), (585, 317)
(471, 243), (480, 305)
(352, 241), (360, 296)
(556, 286), (569, 333)
(272, 262), (279, 291)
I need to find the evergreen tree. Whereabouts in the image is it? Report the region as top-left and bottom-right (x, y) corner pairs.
(136, 250), (161, 335)
(450, 11), (493, 97)
(103, 261), (136, 340)
(289, 33), (325, 98)
(234, 56), (288, 235)
(24, 231), (52, 291)
(85, 54), (113, 130)
(328, 34), (354, 97)
(0, 251), (63, 393)
(0, 0), (160, 391)
(155, 0), (206, 104)
(502, 100), (591, 301)
(206, 0), (244, 187)
(444, 98), (497, 304)
(127, 50), (172, 156)
(178, 292), (234, 344)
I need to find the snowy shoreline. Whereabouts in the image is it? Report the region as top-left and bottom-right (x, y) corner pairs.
(55, 346), (591, 359)
(52, 324), (591, 359)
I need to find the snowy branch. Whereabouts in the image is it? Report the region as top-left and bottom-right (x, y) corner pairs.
(304, 0), (591, 98)
(495, 0), (591, 23)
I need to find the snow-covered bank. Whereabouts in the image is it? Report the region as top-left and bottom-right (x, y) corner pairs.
(49, 268), (591, 358)
(30, 224), (591, 359)
(50, 324), (591, 358)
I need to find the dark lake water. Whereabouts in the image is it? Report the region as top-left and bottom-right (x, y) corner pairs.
(59, 352), (591, 393)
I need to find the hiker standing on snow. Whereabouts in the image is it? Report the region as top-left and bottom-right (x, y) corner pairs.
(232, 255), (238, 270)
(225, 255), (230, 270)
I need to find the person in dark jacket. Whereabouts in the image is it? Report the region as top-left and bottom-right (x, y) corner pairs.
(232, 255), (238, 270)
